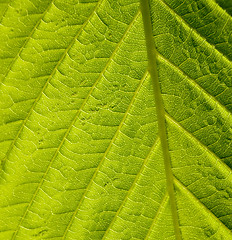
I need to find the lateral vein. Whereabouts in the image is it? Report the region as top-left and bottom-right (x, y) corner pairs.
(62, 68), (147, 240)
(2, 0), (103, 176)
(10, 1), (104, 239)
(0, 0), (54, 86)
(102, 137), (160, 239)
(144, 192), (169, 240)
(174, 177), (232, 235)
(159, 0), (232, 63)
(158, 54), (232, 122)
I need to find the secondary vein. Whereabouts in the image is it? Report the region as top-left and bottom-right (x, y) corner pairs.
(139, 0), (182, 239)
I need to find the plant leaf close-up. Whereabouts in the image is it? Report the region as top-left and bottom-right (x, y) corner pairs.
(0, 0), (232, 239)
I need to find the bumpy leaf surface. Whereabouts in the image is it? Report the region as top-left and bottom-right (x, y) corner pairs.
(0, 0), (232, 239)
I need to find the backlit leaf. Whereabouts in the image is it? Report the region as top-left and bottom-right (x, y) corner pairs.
(0, 0), (231, 239)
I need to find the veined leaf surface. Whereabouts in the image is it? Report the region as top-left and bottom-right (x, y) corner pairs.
(0, 0), (232, 239)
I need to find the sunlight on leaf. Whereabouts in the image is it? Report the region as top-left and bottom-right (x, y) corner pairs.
(0, 0), (231, 239)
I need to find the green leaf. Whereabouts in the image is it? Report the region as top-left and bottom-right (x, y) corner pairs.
(0, 0), (231, 239)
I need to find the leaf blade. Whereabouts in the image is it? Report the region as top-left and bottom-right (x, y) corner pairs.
(0, 0), (231, 239)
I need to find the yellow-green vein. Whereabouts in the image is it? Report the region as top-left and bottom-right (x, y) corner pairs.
(0, 0), (54, 86)
(145, 192), (169, 240)
(174, 177), (232, 234)
(11, 9), (141, 240)
(3, 0), (103, 174)
(140, 0), (181, 239)
(102, 137), (160, 239)
(159, 0), (232, 63)
(62, 69), (148, 240)
(158, 54), (232, 123)
(166, 113), (232, 183)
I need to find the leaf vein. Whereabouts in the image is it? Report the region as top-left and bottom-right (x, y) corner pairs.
(144, 192), (169, 240)
(62, 68), (147, 240)
(166, 111), (232, 174)
(11, 8), (142, 240)
(159, 0), (232, 63)
(174, 177), (232, 234)
(158, 54), (232, 122)
(0, 0), (54, 86)
(2, 0), (103, 171)
(102, 137), (160, 239)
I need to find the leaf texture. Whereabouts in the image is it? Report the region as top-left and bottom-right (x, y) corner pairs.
(0, 0), (231, 239)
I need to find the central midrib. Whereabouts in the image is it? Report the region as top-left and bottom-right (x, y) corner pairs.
(139, 0), (182, 239)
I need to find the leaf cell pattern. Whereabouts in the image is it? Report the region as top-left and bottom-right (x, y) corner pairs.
(0, 0), (231, 239)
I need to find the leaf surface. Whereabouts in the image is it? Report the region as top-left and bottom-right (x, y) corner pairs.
(0, 0), (231, 239)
